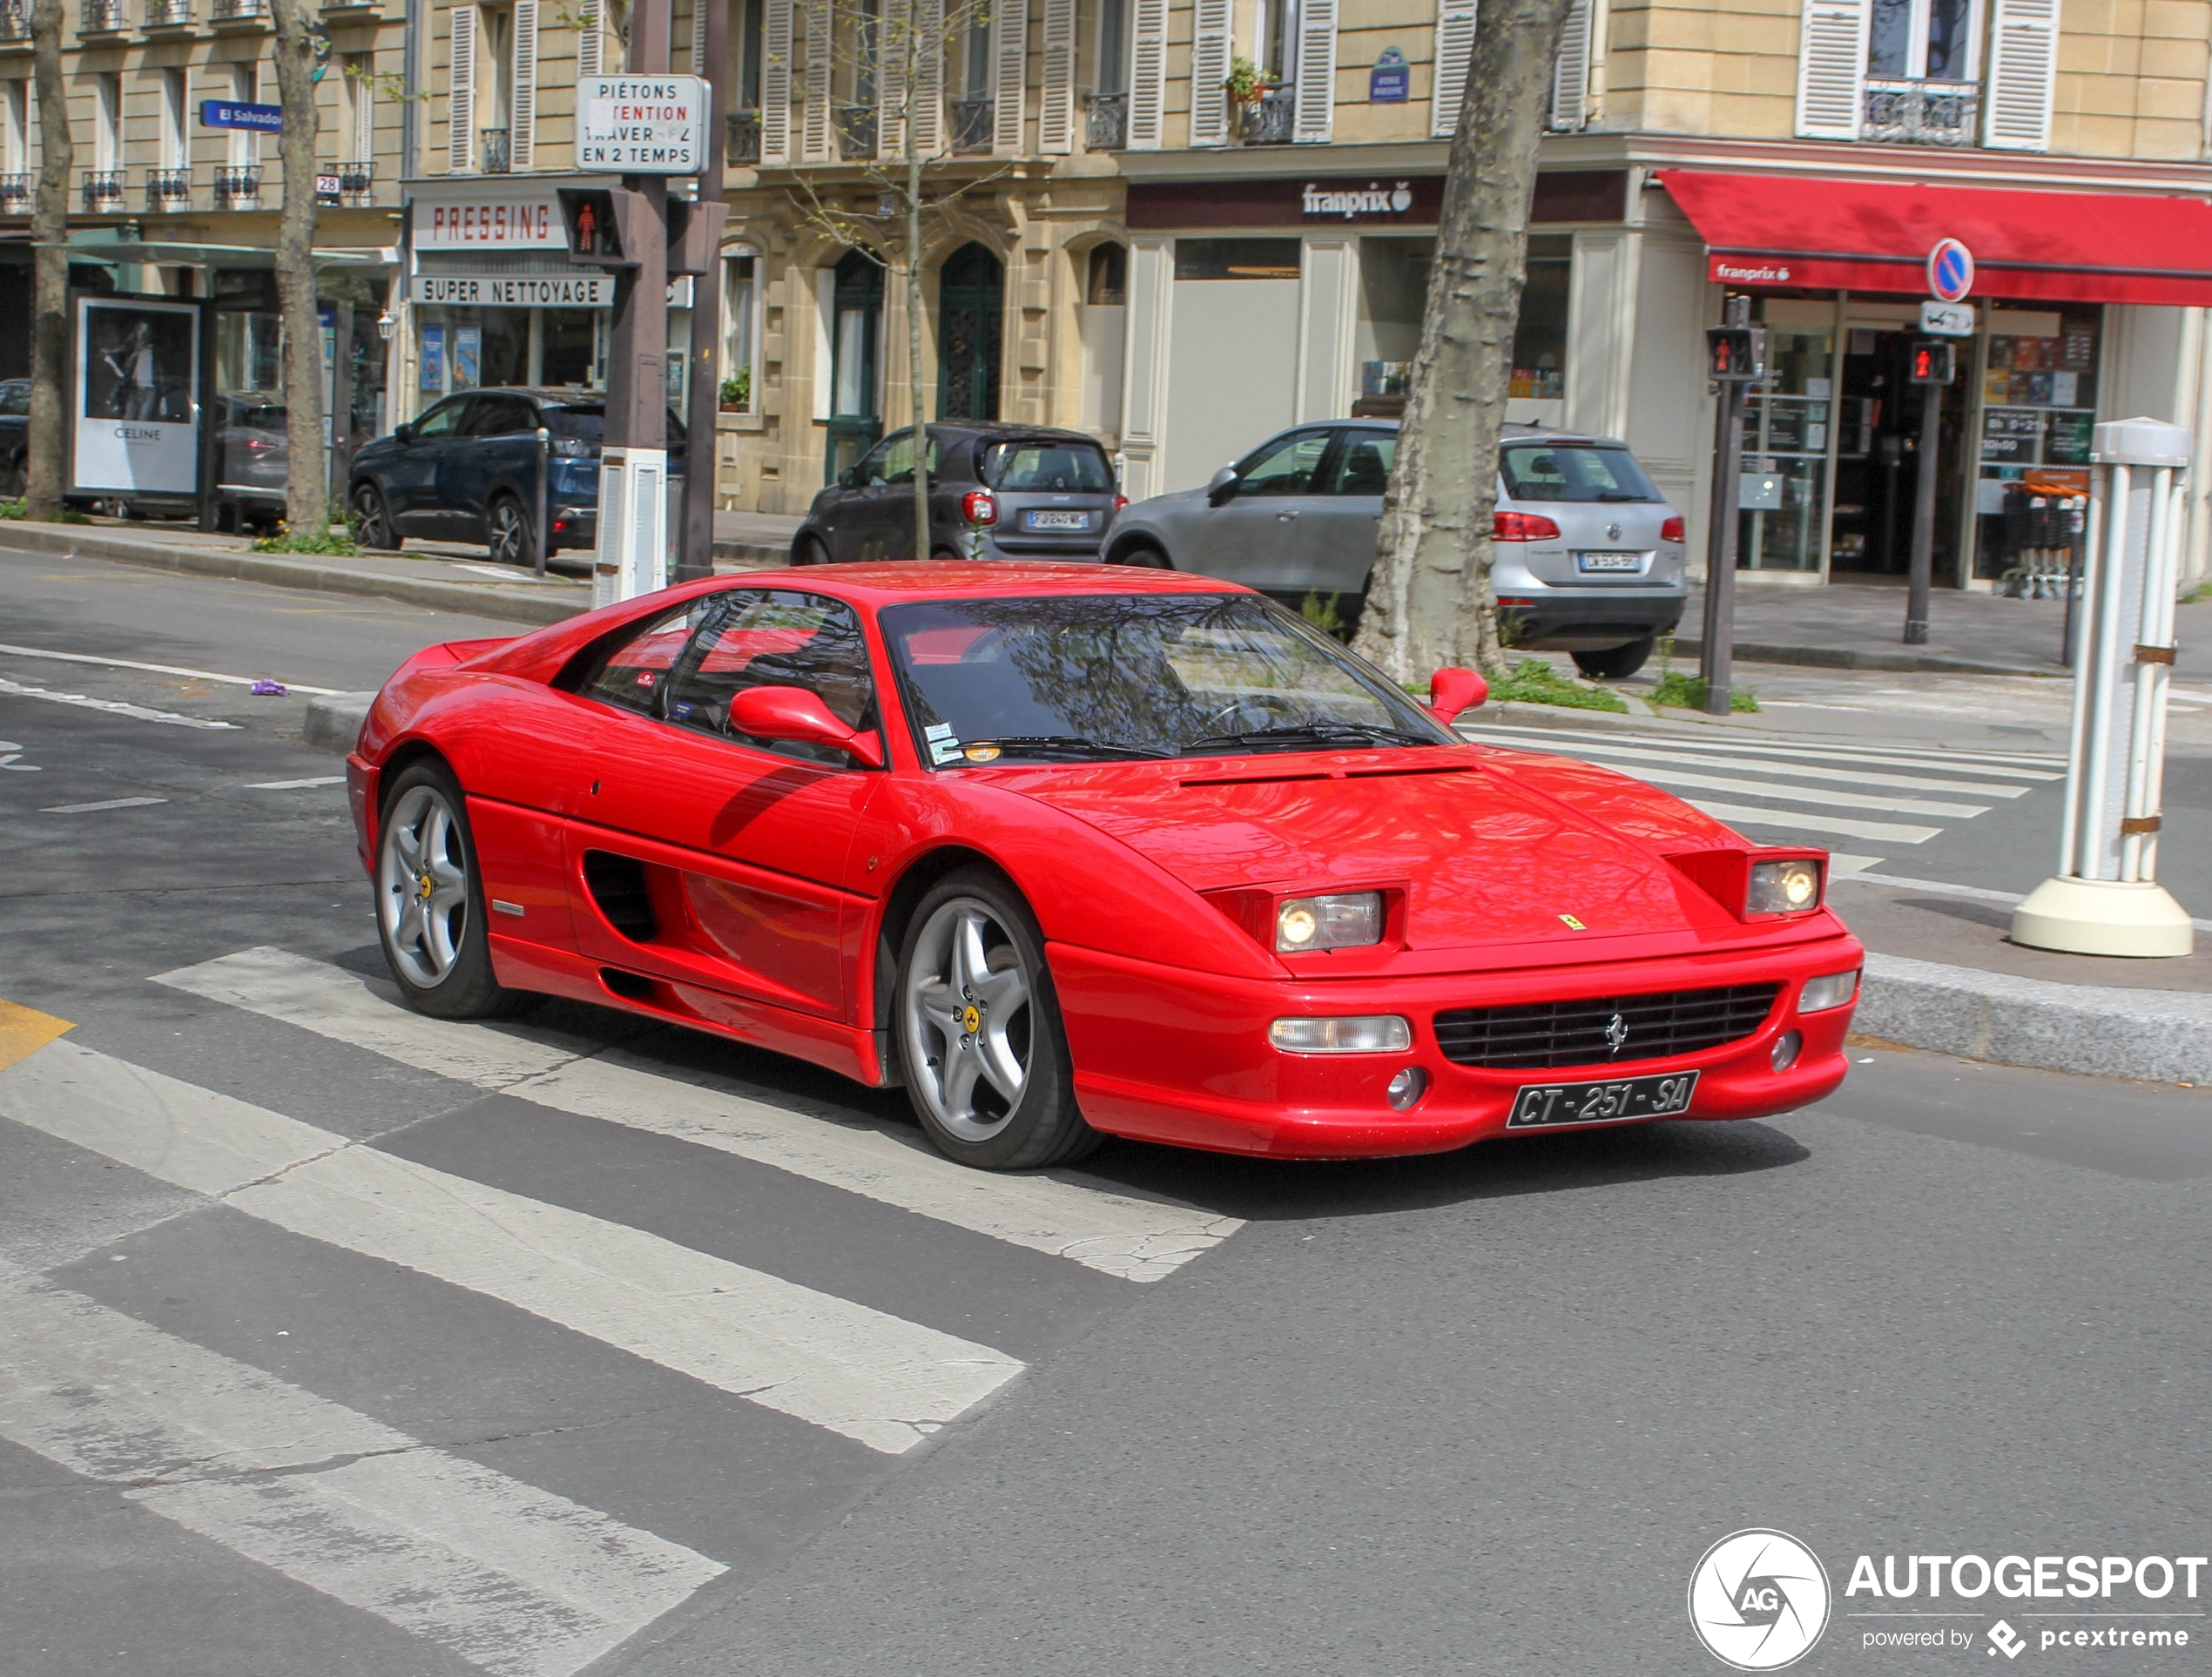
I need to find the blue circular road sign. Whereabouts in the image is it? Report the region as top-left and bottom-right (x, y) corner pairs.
(1927, 238), (1975, 303)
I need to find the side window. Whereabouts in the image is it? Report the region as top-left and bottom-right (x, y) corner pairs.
(466, 394), (537, 436)
(1233, 430), (1332, 497)
(1325, 432), (1395, 496)
(875, 430), (917, 487)
(663, 589), (878, 764)
(853, 436), (896, 485)
(575, 601), (715, 718)
(0, 381), (28, 417)
(413, 395), (470, 440)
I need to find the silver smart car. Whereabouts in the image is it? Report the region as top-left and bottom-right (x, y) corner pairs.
(1104, 419), (1688, 677)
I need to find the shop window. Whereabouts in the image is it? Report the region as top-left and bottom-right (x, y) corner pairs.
(1174, 239), (1301, 281)
(1509, 234), (1570, 404)
(1355, 237), (1427, 413)
(722, 253), (759, 412)
(542, 310), (598, 387)
(1973, 305), (2099, 583)
(1739, 308), (1835, 574)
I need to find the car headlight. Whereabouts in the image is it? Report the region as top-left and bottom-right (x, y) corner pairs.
(1276, 891), (1384, 953)
(1747, 858), (1823, 915)
(1798, 968), (1859, 1013)
(1270, 1015), (1413, 1054)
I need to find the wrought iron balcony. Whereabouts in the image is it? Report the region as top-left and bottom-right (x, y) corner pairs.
(145, 0), (193, 25)
(338, 158), (374, 201)
(479, 127), (510, 172)
(210, 0), (266, 23)
(213, 165), (260, 205)
(1863, 78), (1979, 146)
(0, 3), (32, 37)
(146, 166), (192, 209)
(837, 105), (876, 158)
(726, 107), (761, 165)
(0, 173), (28, 210)
(80, 0), (125, 30)
(82, 169), (125, 211)
(1084, 91), (1127, 151)
(1238, 85), (1295, 145)
(948, 97), (993, 153)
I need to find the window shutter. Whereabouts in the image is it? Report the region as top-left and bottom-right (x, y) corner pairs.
(1548, 0), (1588, 130)
(877, 0), (907, 155)
(510, 0), (539, 168)
(911, 0), (944, 153)
(1983, 0), (2057, 151)
(1037, 0), (1076, 152)
(1429, 0), (1474, 138)
(691, 0), (709, 71)
(1793, 0), (1866, 139)
(577, 0), (602, 77)
(1293, 0), (1335, 140)
(801, 0), (832, 161)
(448, 5), (477, 172)
(1188, 0), (1231, 145)
(761, 0), (792, 162)
(992, 0), (1028, 152)
(1126, 0), (1166, 147)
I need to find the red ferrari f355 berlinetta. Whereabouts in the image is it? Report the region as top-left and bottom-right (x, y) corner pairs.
(347, 564), (1863, 1169)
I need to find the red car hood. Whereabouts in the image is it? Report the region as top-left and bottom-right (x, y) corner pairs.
(980, 745), (1765, 953)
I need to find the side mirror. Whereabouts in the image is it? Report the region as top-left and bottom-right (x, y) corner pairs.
(1205, 465), (1239, 506)
(1426, 666), (1487, 724)
(727, 685), (886, 768)
(394, 421), (415, 445)
(838, 466), (860, 488)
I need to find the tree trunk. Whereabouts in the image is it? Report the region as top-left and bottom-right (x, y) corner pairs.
(907, 146), (928, 559)
(270, 0), (327, 535)
(1349, 0), (1575, 687)
(24, 0), (71, 518)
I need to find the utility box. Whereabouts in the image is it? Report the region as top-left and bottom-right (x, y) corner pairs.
(593, 446), (670, 607)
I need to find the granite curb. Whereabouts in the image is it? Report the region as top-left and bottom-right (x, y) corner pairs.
(304, 692), (377, 756)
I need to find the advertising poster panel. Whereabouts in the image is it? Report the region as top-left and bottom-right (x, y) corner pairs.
(72, 296), (201, 496)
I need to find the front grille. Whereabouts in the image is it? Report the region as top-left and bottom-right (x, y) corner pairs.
(1433, 983), (1780, 1071)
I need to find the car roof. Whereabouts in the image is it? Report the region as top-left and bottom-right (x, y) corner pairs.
(1333, 416), (1631, 448)
(440, 387), (609, 407)
(717, 562), (1250, 608)
(888, 421), (1108, 446)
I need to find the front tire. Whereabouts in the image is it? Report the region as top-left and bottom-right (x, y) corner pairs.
(1572, 634), (1657, 680)
(351, 482), (399, 551)
(895, 870), (1099, 1169)
(374, 762), (535, 1019)
(792, 535), (833, 565)
(487, 493), (535, 567)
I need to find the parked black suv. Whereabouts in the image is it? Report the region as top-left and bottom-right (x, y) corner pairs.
(792, 422), (1122, 564)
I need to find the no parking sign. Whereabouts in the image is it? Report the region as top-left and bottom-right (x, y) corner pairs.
(1927, 238), (1975, 303)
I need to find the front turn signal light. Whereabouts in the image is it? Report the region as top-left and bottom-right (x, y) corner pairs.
(1798, 969), (1859, 1013)
(1270, 1016), (1413, 1054)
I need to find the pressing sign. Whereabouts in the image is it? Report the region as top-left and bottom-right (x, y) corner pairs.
(577, 75), (705, 172)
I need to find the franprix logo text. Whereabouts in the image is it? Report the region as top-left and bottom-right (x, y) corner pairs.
(1689, 1529), (1832, 1670)
(1715, 260), (1791, 283)
(1301, 180), (1415, 219)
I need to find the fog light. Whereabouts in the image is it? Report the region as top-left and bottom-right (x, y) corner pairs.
(1269, 1015), (1413, 1054)
(1798, 968), (1859, 1013)
(1386, 1067), (1428, 1110)
(1771, 1030), (1802, 1072)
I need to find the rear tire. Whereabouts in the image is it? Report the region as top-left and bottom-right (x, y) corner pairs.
(486, 493), (535, 567)
(1572, 635), (1657, 681)
(374, 761), (536, 1020)
(1113, 542), (1170, 569)
(792, 535), (833, 565)
(895, 869), (1101, 1170)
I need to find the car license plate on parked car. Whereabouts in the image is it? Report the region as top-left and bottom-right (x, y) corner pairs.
(1027, 510), (1091, 529)
(1575, 551), (1642, 572)
(1507, 1070), (1698, 1128)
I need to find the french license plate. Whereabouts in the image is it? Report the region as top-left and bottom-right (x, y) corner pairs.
(1507, 1070), (1699, 1128)
(1027, 509), (1090, 530)
(1575, 550), (1642, 572)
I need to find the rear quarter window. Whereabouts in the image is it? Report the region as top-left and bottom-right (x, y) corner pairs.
(1500, 443), (1659, 503)
(981, 441), (1114, 493)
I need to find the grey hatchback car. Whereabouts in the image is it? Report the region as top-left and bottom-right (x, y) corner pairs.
(792, 422), (1122, 564)
(1105, 420), (1688, 677)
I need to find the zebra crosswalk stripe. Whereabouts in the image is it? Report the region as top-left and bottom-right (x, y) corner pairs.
(156, 946), (1243, 1283)
(0, 1037), (1024, 1455)
(0, 1276), (725, 1677)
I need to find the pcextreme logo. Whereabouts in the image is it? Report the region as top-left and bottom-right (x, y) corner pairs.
(1689, 1529), (1832, 1670)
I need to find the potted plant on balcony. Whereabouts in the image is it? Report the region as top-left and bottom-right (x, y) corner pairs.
(719, 369), (749, 414)
(1224, 57), (1265, 108)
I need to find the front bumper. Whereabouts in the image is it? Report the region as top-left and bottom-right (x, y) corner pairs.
(1049, 933), (1863, 1158)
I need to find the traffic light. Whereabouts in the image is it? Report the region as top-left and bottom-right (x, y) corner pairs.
(1909, 339), (1957, 385)
(1706, 324), (1767, 383)
(665, 196), (732, 276)
(558, 186), (657, 269)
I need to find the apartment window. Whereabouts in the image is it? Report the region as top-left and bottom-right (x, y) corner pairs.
(722, 253), (759, 413)
(1094, 0), (1126, 91)
(737, 0), (763, 106)
(1798, 0), (2043, 147)
(961, 9), (990, 101)
(3, 79), (26, 174)
(482, 8), (512, 131)
(1869, 0), (1978, 79)
(95, 72), (121, 172)
(161, 68), (188, 167)
(229, 64), (259, 165)
(1253, 0), (1298, 83)
(343, 53), (374, 158)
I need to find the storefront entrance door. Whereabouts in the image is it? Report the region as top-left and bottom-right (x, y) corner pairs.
(1831, 327), (1968, 581)
(936, 244), (1002, 422)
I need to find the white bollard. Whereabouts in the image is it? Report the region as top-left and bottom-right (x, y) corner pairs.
(591, 446), (671, 608)
(2013, 417), (2196, 957)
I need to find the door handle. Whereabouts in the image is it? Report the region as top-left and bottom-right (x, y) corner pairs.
(1278, 511), (1299, 521)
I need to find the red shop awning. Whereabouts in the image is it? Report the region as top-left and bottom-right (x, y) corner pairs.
(1656, 169), (2212, 307)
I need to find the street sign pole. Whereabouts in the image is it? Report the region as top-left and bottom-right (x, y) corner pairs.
(676, 0), (730, 583)
(1904, 335), (1958, 646)
(1700, 296), (1764, 717)
(600, 1), (672, 598)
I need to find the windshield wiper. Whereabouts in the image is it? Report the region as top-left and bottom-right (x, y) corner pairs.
(961, 734), (1174, 762)
(1190, 722), (1435, 751)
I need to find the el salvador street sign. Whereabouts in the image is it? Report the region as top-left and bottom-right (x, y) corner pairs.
(577, 76), (705, 172)
(1919, 300), (1975, 337)
(1927, 237), (1975, 303)
(201, 100), (281, 132)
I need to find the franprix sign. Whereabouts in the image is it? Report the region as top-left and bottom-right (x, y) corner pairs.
(577, 76), (705, 172)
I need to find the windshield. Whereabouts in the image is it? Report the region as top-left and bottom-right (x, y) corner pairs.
(882, 593), (1454, 764)
(1499, 442), (1658, 502)
(980, 440), (1115, 494)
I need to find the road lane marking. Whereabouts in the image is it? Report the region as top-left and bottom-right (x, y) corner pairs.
(157, 947), (1243, 1283)
(0, 999), (72, 1073)
(1470, 735), (2033, 798)
(1464, 722), (2064, 778)
(245, 776), (348, 790)
(1575, 762), (1988, 820)
(0, 675), (237, 730)
(0, 1277), (723, 1677)
(40, 796), (171, 813)
(0, 642), (343, 696)
(1683, 798), (1942, 845)
(0, 1037), (1025, 1454)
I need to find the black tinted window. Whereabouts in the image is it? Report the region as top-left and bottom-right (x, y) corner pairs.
(981, 440), (1112, 492)
(576, 600), (718, 717)
(543, 405), (605, 441)
(663, 590), (878, 764)
(466, 395), (538, 436)
(413, 396), (469, 439)
(1499, 443), (1659, 502)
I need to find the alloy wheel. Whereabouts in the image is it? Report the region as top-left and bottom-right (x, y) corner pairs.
(377, 782), (470, 988)
(352, 484), (393, 549)
(902, 897), (1035, 1142)
(489, 499), (529, 566)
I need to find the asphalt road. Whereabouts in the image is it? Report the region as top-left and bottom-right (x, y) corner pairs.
(3, 557), (2209, 1677)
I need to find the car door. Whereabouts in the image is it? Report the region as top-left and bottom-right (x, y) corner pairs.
(551, 589), (885, 1020)
(440, 391), (539, 541)
(842, 430), (918, 561)
(385, 394), (474, 534)
(1295, 428), (1394, 595)
(1180, 428), (1336, 588)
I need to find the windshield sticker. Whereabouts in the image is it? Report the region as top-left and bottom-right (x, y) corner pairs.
(962, 744), (1001, 763)
(924, 722), (955, 741)
(930, 737), (965, 764)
